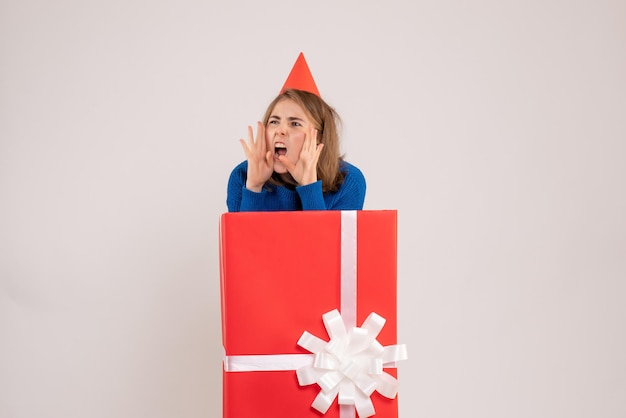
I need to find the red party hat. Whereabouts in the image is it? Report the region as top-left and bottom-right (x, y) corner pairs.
(280, 52), (321, 97)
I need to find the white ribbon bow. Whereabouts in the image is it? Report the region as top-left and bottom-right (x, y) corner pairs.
(296, 309), (408, 418)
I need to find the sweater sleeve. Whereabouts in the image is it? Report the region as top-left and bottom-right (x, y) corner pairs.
(226, 161), (277, 212)
(239, 188), (272, 212)
(296, 181), (327, 210)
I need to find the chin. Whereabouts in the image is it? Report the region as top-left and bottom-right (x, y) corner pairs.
(273, 163), (288, 174)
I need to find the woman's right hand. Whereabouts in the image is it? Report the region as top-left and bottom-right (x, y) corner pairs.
(239, 121), (273, 192)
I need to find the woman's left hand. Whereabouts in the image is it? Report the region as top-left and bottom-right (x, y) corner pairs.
(278, 127), (323, 186)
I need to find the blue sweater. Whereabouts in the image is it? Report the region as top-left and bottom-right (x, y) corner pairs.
(226, 160), (366, 212)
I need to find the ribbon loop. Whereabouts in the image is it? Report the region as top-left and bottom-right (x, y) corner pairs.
(382, 344), (408, 364)
(373, 372), (401, 399)
(324, 309), (348, 339)
(338, 380), (356, 405)
(298, 331), (328, 353)
(347, 327), (371, 354)
(355, 390), (376, 418)
(297, 366), (323, 386)
(361, 312), (386, 339)
(312, 387), (339, 414)
(367, 358), (383, 375)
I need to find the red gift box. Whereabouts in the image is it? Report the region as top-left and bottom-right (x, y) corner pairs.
(220, 210), (401, 418)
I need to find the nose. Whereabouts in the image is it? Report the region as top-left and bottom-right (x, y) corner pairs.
(276, 123), (287, 136)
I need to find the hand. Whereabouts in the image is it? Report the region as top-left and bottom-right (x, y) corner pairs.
(278, 127), (323, 186)
(239, 122), (273, 192)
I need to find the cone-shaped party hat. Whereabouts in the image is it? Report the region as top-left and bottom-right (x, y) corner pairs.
(280, 52), (321, 97)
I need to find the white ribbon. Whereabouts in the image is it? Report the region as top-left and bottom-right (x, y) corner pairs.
(296, 309), (407, 418)
(224, 353), (313, 372)
(341, 210), (358, 329)
(222, 210), (407, 417)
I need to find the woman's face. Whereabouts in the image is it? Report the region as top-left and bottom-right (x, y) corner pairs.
(265, 98), (314, 174)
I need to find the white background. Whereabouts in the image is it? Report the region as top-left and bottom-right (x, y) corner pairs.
(1, 0), (625, 417)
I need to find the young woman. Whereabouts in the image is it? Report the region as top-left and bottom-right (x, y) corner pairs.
(226, 54), (366, 212)
(226, 87), (366, 212)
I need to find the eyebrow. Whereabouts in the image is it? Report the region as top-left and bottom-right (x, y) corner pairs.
(268, 115), (305, 122)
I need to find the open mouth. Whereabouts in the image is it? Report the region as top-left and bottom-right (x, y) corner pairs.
(275, 142), (287, 158)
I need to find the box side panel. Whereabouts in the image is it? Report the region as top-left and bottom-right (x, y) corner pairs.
(357, 210), (398, 346)
(221, 211), (342, 355)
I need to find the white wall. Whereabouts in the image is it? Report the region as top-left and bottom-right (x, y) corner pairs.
(1, 0), (625, 417)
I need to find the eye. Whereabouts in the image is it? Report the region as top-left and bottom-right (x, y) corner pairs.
(268, 120), (279, 125)
(291, 121), (302, 127)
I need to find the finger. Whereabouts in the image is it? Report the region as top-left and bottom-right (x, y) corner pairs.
(308, 143), (323, 169)
(303, 128), (316, 155)
(247, 125), (255, 146)
(311, 128), (318, 146)
(309, 128), (316, 150)
(255, 121), (265, 151)
(315, 143), (324, 161)
(278, 155), (297, 173)
(239, 138), (251, 157)
(300, 135), (310, 157)
(308, 128), (318, 151)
